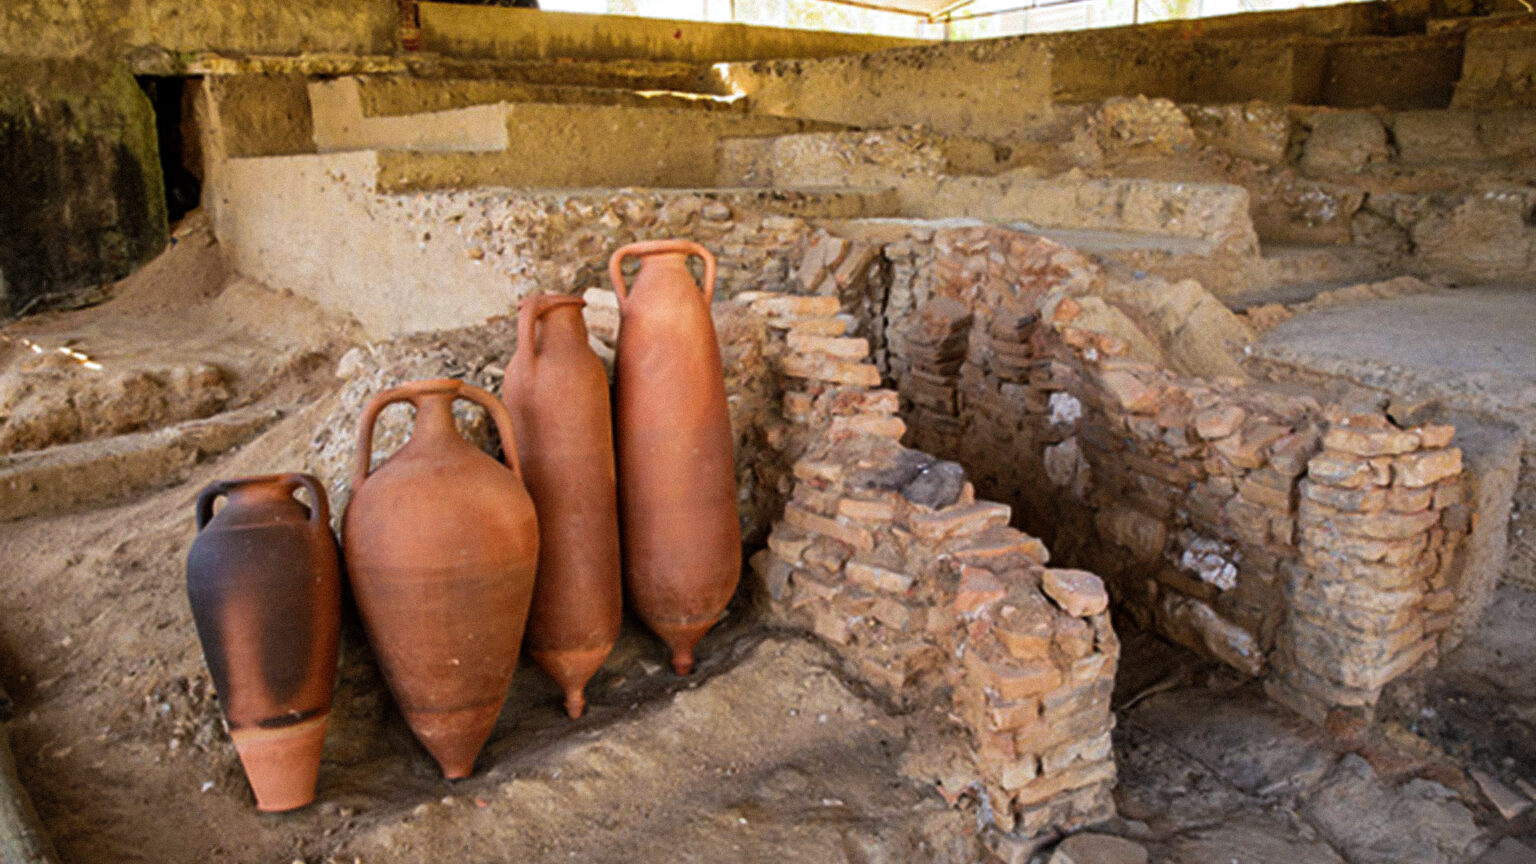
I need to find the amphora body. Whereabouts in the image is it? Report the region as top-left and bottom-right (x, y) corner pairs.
(342, 379), (538, 778)
(503, 295), (622, 719)
(610, 240), (741, 675)
(186, 473), (341, 812)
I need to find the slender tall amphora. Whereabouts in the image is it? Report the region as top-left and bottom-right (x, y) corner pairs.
(342, 379), (539, 779)
(185, 473), (341, 812)
(503, 295), (622, 719)
(610, 240), (741, 675)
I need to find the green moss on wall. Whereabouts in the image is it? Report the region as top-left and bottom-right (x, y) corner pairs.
(0, 60), (168, 316)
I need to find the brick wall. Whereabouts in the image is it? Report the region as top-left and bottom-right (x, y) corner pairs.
(742, 290), (1121, 839)
(818, 220), (1470, 727)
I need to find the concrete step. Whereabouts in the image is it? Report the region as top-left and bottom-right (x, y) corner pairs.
(312, 75), (745, 134)
(0, 406), (282, 521)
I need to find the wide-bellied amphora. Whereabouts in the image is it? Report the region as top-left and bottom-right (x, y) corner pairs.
(342, 378), (538, 779)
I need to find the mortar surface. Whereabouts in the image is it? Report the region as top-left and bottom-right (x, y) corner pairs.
(1253, 285), (1536, 440)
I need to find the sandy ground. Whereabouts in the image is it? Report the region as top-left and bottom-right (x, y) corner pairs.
(1, 223), (1534, 863)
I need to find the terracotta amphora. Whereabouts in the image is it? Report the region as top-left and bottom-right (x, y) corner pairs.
(503, 295), (622, 719)
(610, 240), (741, 675)
(342, 379), (539, 779)
(185, 473), (341, 812)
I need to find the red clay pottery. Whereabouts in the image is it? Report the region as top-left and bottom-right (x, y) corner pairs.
(342, 379), (539, 779)
(185, 473), (341, 812)
(610, 239), (741, 675)
(503, 295), (622, 719)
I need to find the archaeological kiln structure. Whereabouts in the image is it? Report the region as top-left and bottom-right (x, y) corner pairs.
(3, 0), (1535, 859)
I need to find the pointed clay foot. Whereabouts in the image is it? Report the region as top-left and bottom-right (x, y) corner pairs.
(404, 703), (502, 780)
(530, 645), (612, 721)
(645, 619), (713, 678)
(231, 714), (328, 812)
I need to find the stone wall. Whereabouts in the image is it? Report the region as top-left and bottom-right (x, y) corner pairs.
(1452, 21), (1536, 109)
(742, 291), (1121, 841)
(0, 60), (167, 316)
(815, 220), (1474, 727)
(0, 0), (395, 61)
(418, 2), (923, 64)
(212, 148), (893, 336)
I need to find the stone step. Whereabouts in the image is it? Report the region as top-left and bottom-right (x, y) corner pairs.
(0, 406), (282, 522)
(310, 90), (836, 181)
(180, 53), (723, 95)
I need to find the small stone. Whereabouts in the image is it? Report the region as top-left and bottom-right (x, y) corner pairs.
(972, 656), (1062, 702)
(749, 294), (841, 318)
(1301, 480), (1387, 513)
(1042, 569), (1109, 617)
(781, 317), (848, 337)
(846, 560), (914, 594)
(782, 390), (815, 419)
(900, 460), (967, 509)
(1471, 770), (1533, 821)
(1479, 839), (1536, 864)
(829, 414), (907, 441)
(783, 504), (874, 552)
(1098, 370), (1160, 415)
(908, 501), (1011, 542)
(1307, 450), (1385, 488)
(1394, 448), (1462, 487)
(1323, 424), (1420, 457)
(956, 566), (1007, 616)
(1416, 424), (1455, 449)
(1386, 485), (1434, 513)
(837, 497), (897, 524)
(1194, 404), (1246, 440)
(1049, 833), (1149, 864)
(1000, 757), (1041, 790)
(786, 333), (870, 359)
(779, 355), (882, 387)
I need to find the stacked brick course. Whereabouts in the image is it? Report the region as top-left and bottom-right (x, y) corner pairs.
(746, 298), (1121, 840)
(1271, 410), (1468, 724)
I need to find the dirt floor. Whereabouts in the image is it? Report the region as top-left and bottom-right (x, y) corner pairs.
(3, 224), (1536, 863)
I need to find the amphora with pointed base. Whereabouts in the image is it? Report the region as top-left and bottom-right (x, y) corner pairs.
(503, 295), (622, 719)
(610, 240), (741, 675)
(342, 379), (538, 779)
(186, 473), (341, 812)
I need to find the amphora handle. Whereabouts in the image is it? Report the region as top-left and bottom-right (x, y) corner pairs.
(352, 379), (525, 494)
(516, 294), (587, 366)
(195, 473), (329, 531)
(608, 239), (717, 308)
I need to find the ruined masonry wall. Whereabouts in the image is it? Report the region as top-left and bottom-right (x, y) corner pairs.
(839, 222), (1468, 726)
(741, 292), (1120, 839)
